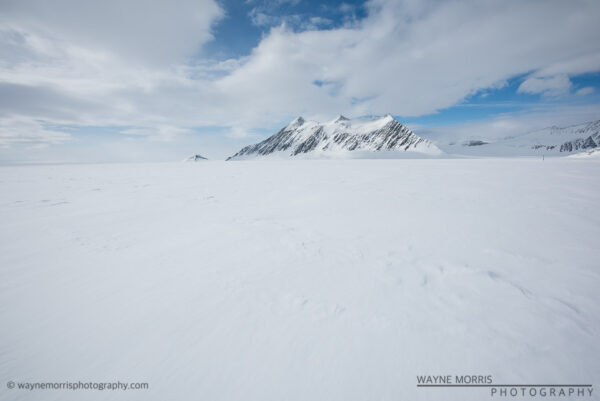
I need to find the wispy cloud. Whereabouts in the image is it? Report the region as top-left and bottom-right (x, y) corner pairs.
(518, 74), (572, 97)
(576, 86), (595, 96)
(0, 116), (70, 148)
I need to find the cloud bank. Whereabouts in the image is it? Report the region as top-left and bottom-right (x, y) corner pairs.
(0, 0), (599, 156)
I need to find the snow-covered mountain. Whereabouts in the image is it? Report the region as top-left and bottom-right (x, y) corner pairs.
(503, 120), (600, 154)
(515, 120), (600, 153)
(227, 115), (442, 160)
(183, 154), (208, 162)
(439, 120), (600, 157)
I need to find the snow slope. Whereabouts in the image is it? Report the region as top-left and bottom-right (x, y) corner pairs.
(438, 120), (600, 157)
(227, 115), (442, 160)
(0, 159), (599, 401)
(568, 147), (600, 159)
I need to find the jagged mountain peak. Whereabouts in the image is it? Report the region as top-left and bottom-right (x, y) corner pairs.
(287, 116), (305, 128)
(227, 114), (442, 160)
(333, 115), (350, 123)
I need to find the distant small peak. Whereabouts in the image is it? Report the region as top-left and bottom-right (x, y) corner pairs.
(334, 115), (350, 123)
(183, 154), (207, 162)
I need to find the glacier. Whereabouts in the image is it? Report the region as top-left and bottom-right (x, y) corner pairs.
(1, 158), (599, 401)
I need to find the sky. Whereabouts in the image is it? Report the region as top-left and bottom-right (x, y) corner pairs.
(0, 0), (600, 162)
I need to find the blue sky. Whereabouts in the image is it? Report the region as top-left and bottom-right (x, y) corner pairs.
(204, 0), (368, 59)
(0, 0), (599, 161)
(404, 72), (600, 127)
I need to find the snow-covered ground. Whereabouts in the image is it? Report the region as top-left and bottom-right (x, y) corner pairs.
(1, 159), (599, 400)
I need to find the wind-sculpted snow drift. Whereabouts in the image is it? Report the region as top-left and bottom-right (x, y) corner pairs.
(227, 115), (442, 160)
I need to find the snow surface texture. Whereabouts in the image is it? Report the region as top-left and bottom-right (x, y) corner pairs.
(1, 159), (599, 401)
(440, 120), (600, 157)
(227, 115), (442, 160)
(568, 147), (600, 159)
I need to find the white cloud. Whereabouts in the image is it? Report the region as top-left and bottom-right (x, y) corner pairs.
(218, 0), (600, 126)
(517, 74), (572, 97)
(576, 86), (595, 96)
(0, 116), (70, 148)
(308, 17), (333, 27)
(0, 0), (223, 65)
(248, 10), (283, 27)
(248, 10), (331, 30)
(121, 126), (193, 142)
(225, 126), (253, 139)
